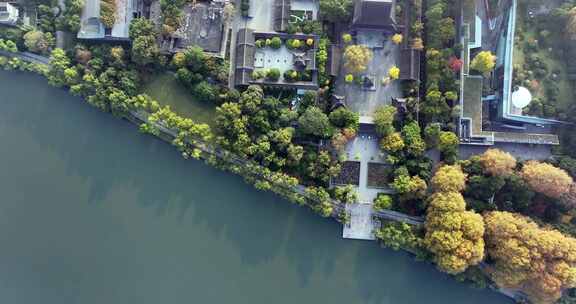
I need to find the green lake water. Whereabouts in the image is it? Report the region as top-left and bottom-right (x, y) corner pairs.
(143, 73), (216, 126)
(0, 70), (512, 304)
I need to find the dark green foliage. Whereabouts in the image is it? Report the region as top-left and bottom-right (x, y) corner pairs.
(319, 0), (353, 22)
(129, 18), (156, 39)
(298, 106), (333, 138)
(401, 121), (426, 157)
(495, 174), (535, 213)
(464, 175), (505, 212)
(329, 107), (359, 130)
(266, 68), (281, 81)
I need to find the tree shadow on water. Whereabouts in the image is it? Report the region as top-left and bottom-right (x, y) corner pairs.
(0, 71), (296, 267)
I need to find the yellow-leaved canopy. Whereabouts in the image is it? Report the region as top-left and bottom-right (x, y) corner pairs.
(430, 164), (467, 193)
(520, 161), (573, 199)
(479, 148), (517, 176)
(484, 211), (576, 304)
(424, 165), (484, 275)
(424, 192), (485, 274)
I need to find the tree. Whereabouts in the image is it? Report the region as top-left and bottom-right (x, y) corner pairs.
(567, 7), (576, 40)
(100, 0), (116, 28)
(334, 185), (358, 204)
(521, 161), (573, 199)
(448, 56), (463, 72)
(431, 165), (467, 193)
(345, 74), (354, 83)
(438, 17), (455, 43)
(191, 81), (217, 103)
(129, 18), (156, 38)
(47, 48), (72, 87)
(401, 122), (426, 156)
(373, 194), (393, 211)
(298, 106), (333, 138)
(342, 33), (352, 43)
(0, 39), (17, 52)
(495, 174), (534, 212)
(270, 37), (282, 49)
(424, 123), (441, 148)
(319, 0), (353, 22)
(343, 44), (373, 73)
(376, 222), (421, 251)
(373, 105), (397, 136)
(479, 148), (517, 176)
(109, 46), (125, 65)
(388, 65), (400, 80)
(391, 174), (427, 200)
(266, 68), (281, 81)
(392, 34), (403, 45)
(470, 51), (496, 74)
(131, 35), (159, 66)
(23, 30), (53, 54)
(380, 132), (404, 153)
(424, 192), (485, 274)
(438, 131), (459, 154)
(171, 52), (186, 67)
(329, 107), (359, 130)
(484, 211), (576, 304)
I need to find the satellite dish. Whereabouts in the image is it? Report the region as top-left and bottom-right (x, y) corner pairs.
(512, 86), (532, 109)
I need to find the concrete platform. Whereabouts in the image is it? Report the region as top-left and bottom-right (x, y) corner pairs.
(342, 202), (376, 240)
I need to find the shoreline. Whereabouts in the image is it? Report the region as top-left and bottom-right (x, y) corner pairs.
(0, 50), (523, 303)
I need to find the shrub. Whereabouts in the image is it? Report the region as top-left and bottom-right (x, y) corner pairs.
(283, 69), (299, 81)
(392, 33), (403, 45)
(388, 66), (400, 80)
(270, 37), (282, 49)
(374, 194), (393, 211)
(342, 33), (352, 43)
(266, 68), (281, 81)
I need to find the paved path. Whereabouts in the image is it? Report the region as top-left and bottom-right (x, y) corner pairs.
(0, 50), (50, 65)
(343, 203), (376, 240)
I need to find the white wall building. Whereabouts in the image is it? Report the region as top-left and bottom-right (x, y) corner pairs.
(0, 2), (19, 26)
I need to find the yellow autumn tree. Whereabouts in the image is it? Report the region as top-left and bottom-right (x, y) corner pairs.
(424, 165), (485, 275)
(520, 161), (573, 199)
(380, 132), (404, 153)
(431, 165), (467, 193)
(424, 192), (485, 274)
(388, 65), (400, 80)
(484, 211), (576, 304)
(479, 148), (517, 176)
(567, 7), (576, 40)
(392, 33), (403, 45)
(343, 44), (373, 73)
(470, 51), (496, 74)
(172, 52), (186, 67)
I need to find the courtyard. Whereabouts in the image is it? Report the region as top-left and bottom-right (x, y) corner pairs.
(334, 32), (403, 119)
(333, 132), (391, 203)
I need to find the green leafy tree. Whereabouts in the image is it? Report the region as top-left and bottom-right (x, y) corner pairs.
(298, 106), (333, 138)
(329, 107), (359, 130)
(23, 30), (54, 54)
(131, 35), (159, 66)
(401, 121), (426, 156)
(129, 17), (156, 38)
(373, 105), (397, 136)
(319, 0), (353, 22)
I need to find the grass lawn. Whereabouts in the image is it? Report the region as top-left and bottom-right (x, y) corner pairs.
(143, 73), (217, 127)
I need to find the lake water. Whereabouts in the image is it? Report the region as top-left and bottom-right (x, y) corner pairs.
(0, 70), (511, 304)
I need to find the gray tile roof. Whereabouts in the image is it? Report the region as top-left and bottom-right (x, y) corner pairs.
(353, 0), (396, 29)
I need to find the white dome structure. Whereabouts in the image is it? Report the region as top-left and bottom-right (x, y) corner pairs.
(512, 86), (533, 109)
